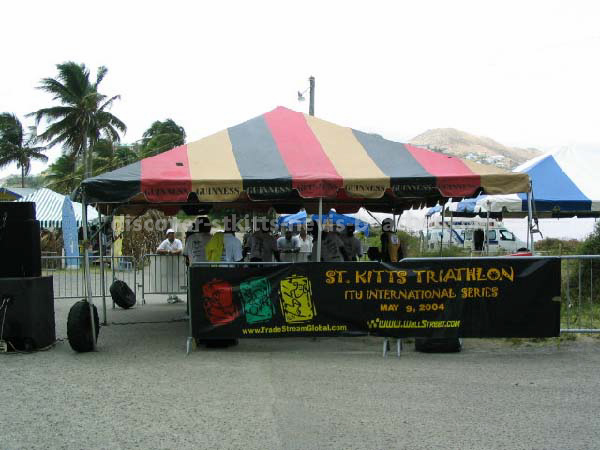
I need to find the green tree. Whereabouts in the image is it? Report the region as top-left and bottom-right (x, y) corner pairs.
(0, 113), (48, 187)
(140, 119), (186, 157)
(92, 139), (139, 175)
(44, 154), (81, 194)
(29, 62), (126, 179)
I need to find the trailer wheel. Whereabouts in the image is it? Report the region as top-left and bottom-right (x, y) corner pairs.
(109, 280), (136, 309)
(67, 300), (100, 352)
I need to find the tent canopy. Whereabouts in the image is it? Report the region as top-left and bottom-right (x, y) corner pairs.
(277, 209), (370, 236)
(17, 188), (98, 228)
(0, 187), (37, 201)
(461, 148), (600, 218)
(80, 107), (529, 214)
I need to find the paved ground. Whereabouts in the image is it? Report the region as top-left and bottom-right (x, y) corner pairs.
(1, 294), (600, 450)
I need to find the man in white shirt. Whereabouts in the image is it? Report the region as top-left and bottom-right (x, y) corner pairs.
(297, 227), (313, 262)
(277, 228), (300, 262)
(340, 224), (363, 261)
(183, 217), (212, 265)
(157, 229), (183, 303)
(157, 229), (183, 254)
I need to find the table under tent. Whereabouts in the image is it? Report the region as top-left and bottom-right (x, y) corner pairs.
(70, 106), (559, 354)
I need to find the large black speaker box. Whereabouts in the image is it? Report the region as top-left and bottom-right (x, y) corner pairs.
(0, 277), (55, 351)
(0, 219), (42, 277)
(0, 201), (36, 221)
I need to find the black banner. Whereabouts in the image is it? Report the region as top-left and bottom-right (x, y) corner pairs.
(189, 258), (561, 339)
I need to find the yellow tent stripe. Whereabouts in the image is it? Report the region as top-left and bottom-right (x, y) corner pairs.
(305, 115), (389, 198)
(462, 161), (530, 194)
(187, 130), (243, 202)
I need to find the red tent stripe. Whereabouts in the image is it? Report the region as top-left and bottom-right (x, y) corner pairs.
(264, 107), (342, 197)
(405, 144), (482, 197)
(141, 144), (192, 202)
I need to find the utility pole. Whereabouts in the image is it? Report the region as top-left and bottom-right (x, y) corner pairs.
(309, 76), (315, 116)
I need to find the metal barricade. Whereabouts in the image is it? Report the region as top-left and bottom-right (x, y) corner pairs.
(560, 255), (600, 333)
(141, 254), (188, 304)
(41, 255), (137, 301)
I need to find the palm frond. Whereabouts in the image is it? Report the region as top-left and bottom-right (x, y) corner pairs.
(95, 66), (108, 88)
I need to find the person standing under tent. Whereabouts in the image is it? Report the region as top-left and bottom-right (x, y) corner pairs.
(157, 228), (184, 303)
(341, 224), (363, 261)
(310, 220), (348, 262)
(222, 216), (244, 262)
(247, 218), (280, 263)
(277, 227), (301, 262)
(297, 226), (313, 262)
(380, 218), (403, 262)
(183, 216), (212, 265)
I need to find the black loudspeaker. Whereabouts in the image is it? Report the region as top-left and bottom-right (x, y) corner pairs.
(0, 277), (55, 351)
(0, 219), (41, 277)
(0, 201), (36, 221)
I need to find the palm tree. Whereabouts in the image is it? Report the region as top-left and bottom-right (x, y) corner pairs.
(44, 154), (81, 195)
(92, 139), (139, 175)
(29, 62), (126, 179)
(0, 113), (48, 187)
(140, 119), (186, 157)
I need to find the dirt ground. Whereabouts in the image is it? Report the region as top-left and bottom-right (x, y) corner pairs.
(1, 292), (600, 450)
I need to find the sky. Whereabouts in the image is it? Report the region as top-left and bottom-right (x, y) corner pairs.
(1, 1), (599, 241)
(2, 0), (599, 180)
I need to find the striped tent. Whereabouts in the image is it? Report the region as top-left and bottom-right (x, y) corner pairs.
(461, 147), (600, 218)
(81, 107), (529, 213)
(17, 188), (98, 228)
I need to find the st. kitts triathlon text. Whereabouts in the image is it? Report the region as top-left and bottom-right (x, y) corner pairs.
(326, 266), (515, 306)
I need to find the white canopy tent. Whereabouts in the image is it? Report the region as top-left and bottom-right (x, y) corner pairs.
(17, 188), (98, 228)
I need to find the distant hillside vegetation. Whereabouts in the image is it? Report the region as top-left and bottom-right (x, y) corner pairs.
(410, 128), (541, 169)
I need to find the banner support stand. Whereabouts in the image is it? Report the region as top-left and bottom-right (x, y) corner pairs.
(382, 338), (403, 358)
(186, 266), (195, 355)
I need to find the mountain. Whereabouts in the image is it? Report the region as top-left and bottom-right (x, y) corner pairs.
(409, 128), (542, 169)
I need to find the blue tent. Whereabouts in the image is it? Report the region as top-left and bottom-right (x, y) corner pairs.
(463, 148), (600, 218)
(278, 209), (370, 236)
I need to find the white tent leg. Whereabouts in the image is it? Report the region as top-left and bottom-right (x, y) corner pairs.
(440, 205), (445, 257)
(526, 189), (532, 251)
(82, 194), (97, 350)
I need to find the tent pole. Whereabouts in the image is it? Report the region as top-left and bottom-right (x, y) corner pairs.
(424, 215), (429, 255)
(316, 198), (323, 262)
(81, 193), (97, 350)
(526, 185), (533, 252)
(99, 211), (107, 326)
(485, 209), (490, 256)
(450, 211), (454, 247)
(440, 205), (445, 257)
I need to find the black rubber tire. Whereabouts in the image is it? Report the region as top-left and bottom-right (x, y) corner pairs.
(415, 337), (462, 353)
(67, 300), (100, 352)
(109, 280), (136, 309)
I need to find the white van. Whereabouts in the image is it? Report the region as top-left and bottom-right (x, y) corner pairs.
(425, 218), (526, 254)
